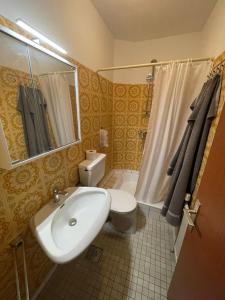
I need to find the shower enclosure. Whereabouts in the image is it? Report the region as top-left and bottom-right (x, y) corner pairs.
(100, 60), (157, 196)
(98, 57), (211, 206)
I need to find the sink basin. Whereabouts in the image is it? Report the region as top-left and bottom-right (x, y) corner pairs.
(31, 187), (111, 264)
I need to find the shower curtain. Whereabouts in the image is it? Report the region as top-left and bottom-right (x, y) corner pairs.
(39, 73), (75, 147)
(135, 61), (211, 205)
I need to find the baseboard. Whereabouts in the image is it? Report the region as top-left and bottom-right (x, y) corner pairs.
(137, 200), (164, 210)
(172, 227), (178, 262)
(137, 200), (151, 207)
(174, 247), (178, 262)
(31, 264), (57, 300)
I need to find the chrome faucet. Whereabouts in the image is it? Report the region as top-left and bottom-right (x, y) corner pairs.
(53, 187), (68, 203)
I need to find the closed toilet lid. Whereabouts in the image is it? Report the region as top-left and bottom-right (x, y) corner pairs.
(108, 189), (137, 213)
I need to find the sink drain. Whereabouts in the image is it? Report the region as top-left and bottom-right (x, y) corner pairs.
(69, 218), (77, 226)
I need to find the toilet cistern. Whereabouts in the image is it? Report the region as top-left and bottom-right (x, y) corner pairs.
(79, 153), (106, 187)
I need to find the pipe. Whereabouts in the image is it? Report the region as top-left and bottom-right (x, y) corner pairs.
(13, 247), (21, 300)
(11, 237), (30, 300)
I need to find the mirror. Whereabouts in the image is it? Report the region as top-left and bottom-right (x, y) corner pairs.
(0, 26), (81, 167)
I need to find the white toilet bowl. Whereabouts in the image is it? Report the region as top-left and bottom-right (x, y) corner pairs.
(78, 153), (137, 233)
(108, 189), (136, 214)
(108, 189), (137, 234)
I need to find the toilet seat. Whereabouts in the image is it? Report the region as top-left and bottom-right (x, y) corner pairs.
(108, 189), (137, 213)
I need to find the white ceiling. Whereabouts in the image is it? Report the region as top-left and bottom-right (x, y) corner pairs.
(91, 0), (217, 41)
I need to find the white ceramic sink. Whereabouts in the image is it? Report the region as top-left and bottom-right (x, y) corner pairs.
(31, 187), (111, 264)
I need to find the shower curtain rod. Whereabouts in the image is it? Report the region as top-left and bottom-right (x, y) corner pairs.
(97, 57), (213, 72)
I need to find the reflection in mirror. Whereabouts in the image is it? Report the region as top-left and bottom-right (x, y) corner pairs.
(24, 48), (77, 156)
(39, 73), (76, 147)
(0, 29), (80, 165)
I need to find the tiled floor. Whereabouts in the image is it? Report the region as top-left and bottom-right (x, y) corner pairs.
(37, 208), (176, 300)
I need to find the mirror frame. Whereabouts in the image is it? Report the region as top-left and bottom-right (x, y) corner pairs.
(0, 24), (81, 169)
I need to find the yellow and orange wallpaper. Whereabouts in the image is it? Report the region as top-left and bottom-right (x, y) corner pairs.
(0, 66), (33, 160)
(112, 83), (151, 170)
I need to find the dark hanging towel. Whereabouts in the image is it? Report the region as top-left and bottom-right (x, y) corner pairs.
(161, 74), (222, 226)
(17, 85), (52, 157)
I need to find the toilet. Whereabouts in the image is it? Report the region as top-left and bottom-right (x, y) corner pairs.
(79, 153), (137, 233)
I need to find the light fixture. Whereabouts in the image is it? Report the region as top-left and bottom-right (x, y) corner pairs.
(16, 19), (67, 54)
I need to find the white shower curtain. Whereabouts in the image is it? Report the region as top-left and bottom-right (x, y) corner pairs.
(39, 74), (75, 147)
(135, 61), (211, 204)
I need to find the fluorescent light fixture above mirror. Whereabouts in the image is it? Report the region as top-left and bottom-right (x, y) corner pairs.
(16, 19), (67, 54)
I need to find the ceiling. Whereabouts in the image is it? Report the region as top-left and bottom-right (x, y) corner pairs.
(91, 0), (217, 41)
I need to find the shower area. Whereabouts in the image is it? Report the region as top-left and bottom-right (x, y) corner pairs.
(100, 57), (211, 209)
(100, 60), (156, 198)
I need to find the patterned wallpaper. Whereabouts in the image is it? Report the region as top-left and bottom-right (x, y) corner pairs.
(0, 66), (32, 161)
(112, 83), (151, 170)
